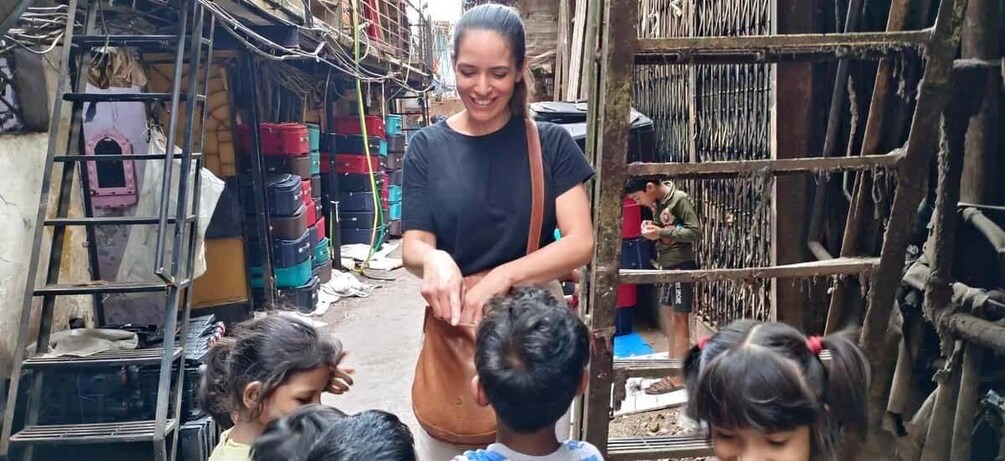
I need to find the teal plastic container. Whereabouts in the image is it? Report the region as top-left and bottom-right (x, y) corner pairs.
(310, 151), (321, 175)
(250, 259), (313, 289)
(389, 202), (402, 220)
(306, 123), (321, 152)
(388, 185), (401, 203)
(314, 238), (331, 263)
(379, 139), (388, 156)
(384, 115), (403, 136)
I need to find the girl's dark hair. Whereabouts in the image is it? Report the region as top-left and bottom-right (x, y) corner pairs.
(683, 321), (870, 460)
(453, 3), (532, 119)
(198, 315), (342, 427)
(252, 406), (416, 461)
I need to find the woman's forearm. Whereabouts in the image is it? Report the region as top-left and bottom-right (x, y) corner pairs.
(402, 232), (438, 278)
(496, 231), (594, 286)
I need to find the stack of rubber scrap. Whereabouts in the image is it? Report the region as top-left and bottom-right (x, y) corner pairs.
(617, 198), (652, 336)
(385, 114), (405, 237)
(330, 115), (389, 249)
(240, 123), (321, 313)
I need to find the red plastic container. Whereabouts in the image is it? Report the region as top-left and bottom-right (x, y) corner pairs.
(300, 180), (312, 204)
(622, 198), (642, 239)
(616, 284), (637, 308)
(315, 217), (327, 241)
(304, 196), (317, 225)
(238, 123), (310, 156)
(334, 154), (384, 174)
(331, 115), (386, 139)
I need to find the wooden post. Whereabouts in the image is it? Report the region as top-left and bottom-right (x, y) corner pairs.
(860, 0), (969, 456)
(772, 0), (821, 330)
(555, 0), (570, 100)
(950, 342), (984, 460)
(960, 0), (1002, 205)
(581, 0), (635, 454)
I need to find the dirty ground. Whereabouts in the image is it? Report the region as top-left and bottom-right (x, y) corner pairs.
(317, 265), (707, 460)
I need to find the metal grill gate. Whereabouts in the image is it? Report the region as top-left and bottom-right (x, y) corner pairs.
(633, 0), (774, 325)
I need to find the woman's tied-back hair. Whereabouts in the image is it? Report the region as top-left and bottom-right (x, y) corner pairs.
(197, 315), (342, 428)
(453, 3), (532, 119)
(683, 320), (870, 460)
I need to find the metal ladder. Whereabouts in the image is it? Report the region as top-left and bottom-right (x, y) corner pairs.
(0, 0), (214, 459)
(579, 0), (969, 458)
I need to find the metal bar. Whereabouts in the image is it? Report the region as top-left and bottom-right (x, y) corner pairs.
(34, 281), (173, 296)
(76, 153), (105, 326)
(823, 0), (914, 333)
(582, 0), (635, 453)
(44, 216), (196, 226)
(241, 52), (277, 307)
(63, 93), (192, 103)
(621, 257), (878, 284)
(155, 0), (201, 450)
(1, 1), (83, 456)
(626, 152), (902, 178)
(168, 8), (213, 460)
(72, 34), (181, 47)
(152, 2), (191, 284)
(634, 29), (931, 64)
(942, 313), (1005, 351)
(10, 420), (178, 446)
(860, 0), (970, 456)
(0, 0), (35, 38)
(53, 153), (204, 161)
(607, 436), (713, 460)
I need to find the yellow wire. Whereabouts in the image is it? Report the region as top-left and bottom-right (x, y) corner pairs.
(352, 0), (381, 269)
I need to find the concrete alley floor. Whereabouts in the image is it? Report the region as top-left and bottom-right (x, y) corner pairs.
(319, 268), (424, 432)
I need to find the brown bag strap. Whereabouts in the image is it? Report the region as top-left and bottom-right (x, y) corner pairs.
(525, 120), (545, 255)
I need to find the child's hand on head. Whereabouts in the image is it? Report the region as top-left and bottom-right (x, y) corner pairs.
(328, 349), (354, 395)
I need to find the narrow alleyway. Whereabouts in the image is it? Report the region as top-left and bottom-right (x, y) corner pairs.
(319, 268), (425, 432)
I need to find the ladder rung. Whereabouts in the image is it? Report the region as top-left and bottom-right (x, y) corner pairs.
(53, 153), (203, 162)
(33, 280), (188, 296)
(23, 347), (182, 369)
(607, 435), (713, 460)
(627, 152), (902, 178)
(10, 420), (177, 446)
(635, 29), (931, 64)
(72, 35), (181, 48)
(44, 216), (197, 226)
(63, 93), (191, 103)
(620, 257), (879, 284)
(613, 351), (832, 380)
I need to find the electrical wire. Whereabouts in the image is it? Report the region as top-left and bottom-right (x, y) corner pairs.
(352, 0), (384, 270)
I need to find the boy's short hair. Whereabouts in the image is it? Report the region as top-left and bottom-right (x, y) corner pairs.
(475, 286), (591, 433)
(624, 176), (664, 195)
(252, 406), (415, 461)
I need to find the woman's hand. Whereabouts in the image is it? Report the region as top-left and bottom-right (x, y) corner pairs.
(421, 250), (465, 325)
(460, 268), (514, 325)
(328, 349), (354, 395)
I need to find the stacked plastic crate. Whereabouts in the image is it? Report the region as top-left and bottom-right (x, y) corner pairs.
(240, 123), (321, 312)
(307, 124), (332, 285)
(331, 115), (389, 249)
(384, 114), (405, 237)
(617, 198), (652, 336)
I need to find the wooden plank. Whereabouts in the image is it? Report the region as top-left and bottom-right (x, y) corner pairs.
(635, 29), (931, 64)
(823, 0), (914, 334)
(626, 152), (902, 178)
(860, 0), (970, 457)
(555, 0), (570, 100)
(565, 0), (587, 100)
(620, 257), (878, 285)
(582, 0), (636, 454)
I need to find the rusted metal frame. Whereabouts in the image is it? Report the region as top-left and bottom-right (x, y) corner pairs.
(823, 0), (915, 333)
(859, 0), (969, 456)
(951, 341), (984, 460)
(634, 29), (930, 65)
(920, 340), (964, 461)
(621, 257), (878, 284)
(581, 0), (635, 453)
(626, 151), (902, 178)
(941, 313), (1005, 351)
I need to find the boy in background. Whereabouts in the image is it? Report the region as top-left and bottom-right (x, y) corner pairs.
(624, 178), (702, 395)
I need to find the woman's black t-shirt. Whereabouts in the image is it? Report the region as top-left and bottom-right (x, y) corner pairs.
(401, 116), (595, 276)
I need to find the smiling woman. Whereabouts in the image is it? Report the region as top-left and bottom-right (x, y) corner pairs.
(400, 4), (596, 459)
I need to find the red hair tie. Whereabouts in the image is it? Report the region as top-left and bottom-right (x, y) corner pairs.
(697, 336), (709, 350)
(806, 336), (824, 356)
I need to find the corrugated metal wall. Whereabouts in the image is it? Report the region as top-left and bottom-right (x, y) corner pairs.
(633, 0), (774, 327)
